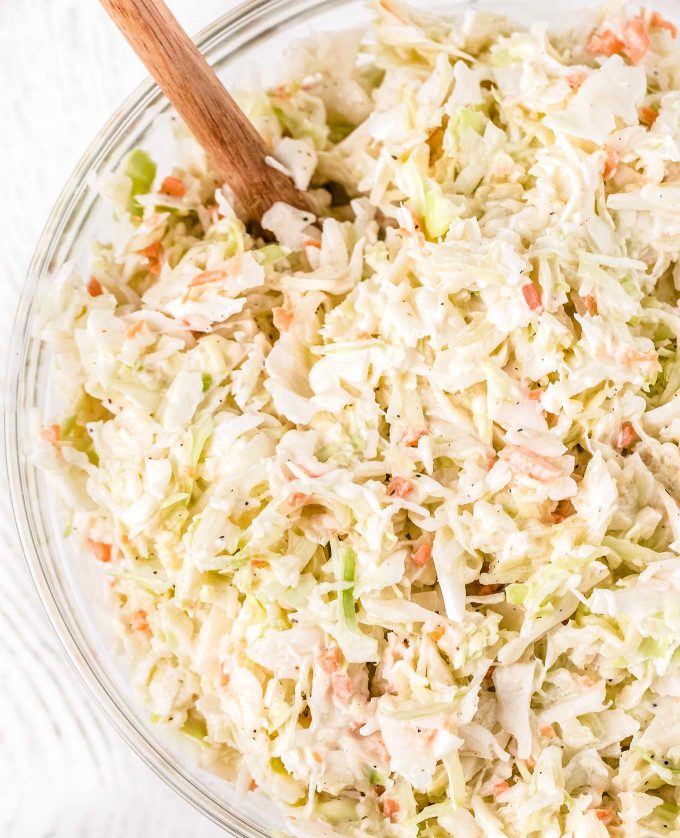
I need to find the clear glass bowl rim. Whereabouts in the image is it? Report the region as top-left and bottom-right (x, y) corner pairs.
(5, 1), (349, 835)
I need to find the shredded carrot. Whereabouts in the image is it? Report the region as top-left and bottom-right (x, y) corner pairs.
(640, 105), (659, 127)
(87, 277), (103, 297)
(303, 238), (322, 249)
(219, 672), (230, 688)
(602, 146), (620, 179)
(586, 29), (625, 57)
(492, 781), (510, 797)
(159, 176), (187, 197)
(189, 270), (229, 288)
(248, 779), (258, 791)
(500, 445), (562, 482)
(401, 427), (428, 447)
(331, 671), (353, 701)
(128, 609), (149, 632)
(620, 348), (660, 369)
(582, 294), (598, 315)
(621, 16), (650, 64)
(139, 241), (163, 275)
(311, 751), (323, 764)
(593, 809), (617, 825)
(251, 559), (269, 569)
(566, 71), (587, 90)
(126, 321), (144, 339)
(41, 424), (61, 444)
(522, 282), (542, 311)
(381, 798), (401, 823)
(284, 462), (320, 480)
(319, 646), (342, 674)
(429, 625), (445, 642)
(616, 421), (637, 449)
(411, 542), (432, 567)
(528, 388), (544, 402)
(386, 476), (414, 498)
(540, 724), (557, 738)
(273, 307), (294, 332)
(650, 11), (678, 38)
(87, 539), (112, 563)
(290, 492), (314, 508)
(139, 241), (162, 259)
(479, 583), (501, 595)
(206, 203), (224, 223)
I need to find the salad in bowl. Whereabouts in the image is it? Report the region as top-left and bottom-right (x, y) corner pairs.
(31, 1), (680, 835)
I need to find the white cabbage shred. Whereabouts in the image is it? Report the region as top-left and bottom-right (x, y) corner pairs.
(38, 1), (680, 835)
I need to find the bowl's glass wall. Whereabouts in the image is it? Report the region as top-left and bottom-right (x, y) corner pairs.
(8, 0), (678, 834)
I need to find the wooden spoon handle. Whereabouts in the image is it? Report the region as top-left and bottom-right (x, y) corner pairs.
(99, 0), (308, 223)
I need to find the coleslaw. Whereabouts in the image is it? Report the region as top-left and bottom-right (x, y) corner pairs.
(38, 2), (680, 835)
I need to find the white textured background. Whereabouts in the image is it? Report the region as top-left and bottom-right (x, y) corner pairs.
(1, 2), (237, 835)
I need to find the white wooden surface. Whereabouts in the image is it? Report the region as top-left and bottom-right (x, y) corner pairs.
(0, 2), (238, 835)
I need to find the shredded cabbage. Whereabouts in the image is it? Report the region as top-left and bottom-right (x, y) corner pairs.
(38, 2), (680, 835)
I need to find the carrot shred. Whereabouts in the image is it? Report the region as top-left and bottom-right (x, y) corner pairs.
(273, 307), (294, 332)
(650, 11), (678, 38)
(128, 610), (149, 632)
(401, 427), (428, 447)
(87, 277), (103, 297)
(492, 781), (510, 797)
(139, 241), (162, 259)
(386, 476), (413, 498)
(159, 176), (187, 197)
(429, 625), (445, 642)
(582, 294), (598, 316)
(139, 241), (163, 275)
(126, 321), (144, 339)
(251, 559), (269, 569)
(621, 16), (650, 64)
(331, 672), (353, 701)
(87, 539), (112, 563)
(319, 646), (342, 674)
(593, 809), (617, 825)
(566, 71), (587, 90)
(522, 282), (542, 311)
(41, 424), (61, 444)
(411, 543), (432, 567)
(586, 29), (625, 57)
(188, 270), (229, 288)
(602, 146), (620, 179)
(381, 798), (401, 823)
(616, 421), (637, 450)
(640, 105), (659, 127)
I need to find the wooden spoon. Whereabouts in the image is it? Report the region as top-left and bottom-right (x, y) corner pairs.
(99, 0), (309, 224)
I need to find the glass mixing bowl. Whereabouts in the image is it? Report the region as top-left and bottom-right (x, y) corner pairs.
(7, 0), (678, 834)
